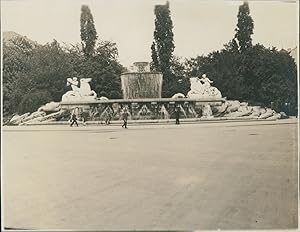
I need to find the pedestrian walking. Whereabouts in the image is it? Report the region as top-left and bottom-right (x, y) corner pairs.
(105, 108), (112, 125)
(175, 106), (180, 125)
(81, 111), (87, 126)
(70, 113), (78, 127)
(121, 109), (129, 129)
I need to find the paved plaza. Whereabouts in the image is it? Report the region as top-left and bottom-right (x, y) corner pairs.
(2, 119), (298, 230)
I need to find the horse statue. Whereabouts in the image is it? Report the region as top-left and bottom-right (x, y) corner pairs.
(187, 74), (222, 99)
(79, 78), (97, 97)
(62, 77), (97, 102)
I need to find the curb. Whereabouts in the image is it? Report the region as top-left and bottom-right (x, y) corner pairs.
(16, 117), (296, 126)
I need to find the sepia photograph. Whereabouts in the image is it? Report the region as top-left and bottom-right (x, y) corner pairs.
(1, 0), (299, 231)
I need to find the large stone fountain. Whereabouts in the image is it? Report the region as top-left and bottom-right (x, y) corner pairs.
(58, 62), (227, 121)
(7, 62), (284, 125)
(121, 62), (163, 99)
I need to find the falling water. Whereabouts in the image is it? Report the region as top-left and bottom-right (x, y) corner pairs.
(137, 104), (151, 117)
(159, 105), (170, 119)
(179, 104), (187, 118)
(99, 106), (113, 120)
(188, 104), (198, 118)
(121, 72), (163, 99)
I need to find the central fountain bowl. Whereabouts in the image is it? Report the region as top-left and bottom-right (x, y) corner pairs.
(121, 62), (163, 99)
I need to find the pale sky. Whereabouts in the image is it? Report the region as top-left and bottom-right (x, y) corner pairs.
(1, 0), (298, 66)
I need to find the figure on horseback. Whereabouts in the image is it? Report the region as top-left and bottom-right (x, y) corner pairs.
(62, 77), (97, 101)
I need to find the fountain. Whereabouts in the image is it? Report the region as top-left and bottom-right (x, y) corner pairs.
(57, 62), (226, 121)
(7, 62), (284, 125)
(121, 62), (163, 99)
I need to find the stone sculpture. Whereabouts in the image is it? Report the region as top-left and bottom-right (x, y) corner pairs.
(172, 93), (185, 99)
(211, 100), (282, 120)
(9, 113), (31, 125)
(99, 96), (109, 100)
(38, 101), (61, 112)
(7, 69), (284, 126)
(187, 74), (222, 99)
(62, 77), (97, 102)
(68, 77), (80, 92)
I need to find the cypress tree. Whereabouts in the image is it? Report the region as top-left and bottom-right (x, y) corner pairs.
(151, 42), (159, 71)
(234, 2), (254, 52)
(80, 5), (98, 57)
(151, 1), (175, 97)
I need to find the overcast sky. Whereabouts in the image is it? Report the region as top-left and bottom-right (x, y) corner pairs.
(2, 0), (298, 66)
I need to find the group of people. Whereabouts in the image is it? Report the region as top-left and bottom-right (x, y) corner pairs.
(69, 106), (181, 127)
(69, 108), (130, 128)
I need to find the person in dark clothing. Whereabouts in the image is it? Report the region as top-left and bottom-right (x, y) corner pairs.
(175, 106), (180, 125)
(81, 111), (88, 126)
(121, 109), (129, 128)
(70, 113), (78, 127)
(105, 114), (111, 125)
(105, 108), (112, 125)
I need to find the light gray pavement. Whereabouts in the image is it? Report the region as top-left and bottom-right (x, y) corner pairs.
(2, 119), (298, 230)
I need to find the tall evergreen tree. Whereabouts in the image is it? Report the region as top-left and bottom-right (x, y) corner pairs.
(150, 42), (159, 71)
(79, 5), (122, 98)
(234, 1), (254, 52)
(151, 1), (175, 97)
(80, 5), (98, 57)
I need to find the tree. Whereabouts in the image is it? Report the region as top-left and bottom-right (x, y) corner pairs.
(185, 46), (243, 101)
(3, 5), (124, 116)
(70, 40), (124, 99)
(151, 1), (175, 97)
(150, 42), (159, 71)
(90, 41), (123, 99)
(185, 43), (297, 115)
(234, 1), (254, 52)
(3, 40), (74, 114)
(3, 37), (36, 114)
(240, 45), (297, 113)
(185, 1), (297, 115)
(169, 56), (190, 95)
(18, 90), (52, 114)
(27, 40), (74, 102)
(80, 5), (98, 58)
(78, 5), (123, 98)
